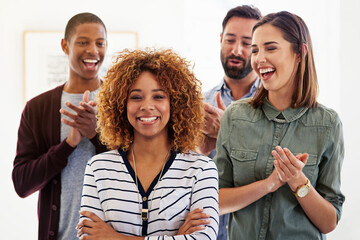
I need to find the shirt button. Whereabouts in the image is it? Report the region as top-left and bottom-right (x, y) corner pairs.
(241, 153), (245, 158)
(49, 231), (55, 236)
(52, 205), (57, 211)
(143, 197), (147, 201)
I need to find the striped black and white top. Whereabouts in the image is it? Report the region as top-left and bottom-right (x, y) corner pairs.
(80, 149), (219, 239)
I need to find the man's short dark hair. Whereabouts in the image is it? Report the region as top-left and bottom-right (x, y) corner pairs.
(64, 12), (107, 41)
(222, 5), (262, 32)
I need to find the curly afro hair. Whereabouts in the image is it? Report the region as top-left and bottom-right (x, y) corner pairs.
(96, 48), (204, 152)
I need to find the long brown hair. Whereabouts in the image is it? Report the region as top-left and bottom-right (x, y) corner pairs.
(250, 11), (318, 109)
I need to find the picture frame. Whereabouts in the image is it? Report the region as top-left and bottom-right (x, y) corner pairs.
(23, 31), (138, 102)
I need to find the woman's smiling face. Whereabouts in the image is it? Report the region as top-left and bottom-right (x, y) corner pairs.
(126, 71), (170, 141)
(251, 23), (299, 98)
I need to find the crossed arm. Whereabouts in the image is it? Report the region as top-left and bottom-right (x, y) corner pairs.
(76, 209), (210, 240)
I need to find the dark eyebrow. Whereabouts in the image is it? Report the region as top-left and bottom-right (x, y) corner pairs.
(129, 89), (141, 93)
(251, 41), (278, 48)
(152, 89), (165, 93)
(225, 33), (252, 40)
(129, 89), (165, 93)
(76, 36), (90, 40)
(264, 41), (278, 45)
(224, 33), (236, 38)
(76, 36), (106, 41)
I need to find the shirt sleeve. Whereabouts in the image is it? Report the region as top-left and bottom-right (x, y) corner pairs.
(316, 112), (345, 222)
(214, 105), (234, 189)
(146, 157), (219, 240)
(12, 102), (75, 198)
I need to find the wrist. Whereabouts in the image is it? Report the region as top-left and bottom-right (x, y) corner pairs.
(288, 173), (307, 192)
(264, 178), (277, 193)
(291, 177), (311, 198)
(66, 137), (78, 148)
(88, 131), (97, 140)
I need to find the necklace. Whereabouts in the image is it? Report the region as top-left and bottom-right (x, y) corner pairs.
(131, 146), (170, 221)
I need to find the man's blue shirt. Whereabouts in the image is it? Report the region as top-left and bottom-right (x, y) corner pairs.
(203, 77), (260, 158)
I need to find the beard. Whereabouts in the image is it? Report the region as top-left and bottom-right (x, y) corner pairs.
(221, 51), (253, 80)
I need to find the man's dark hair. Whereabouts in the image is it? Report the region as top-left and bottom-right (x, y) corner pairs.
(64, 12), (107, 41)
(222, 5), (262, 32)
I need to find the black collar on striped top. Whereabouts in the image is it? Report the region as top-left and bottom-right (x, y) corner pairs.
(131, 146), (170, 221)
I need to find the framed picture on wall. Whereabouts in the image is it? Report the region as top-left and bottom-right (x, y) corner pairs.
(23, 31), (138, 102)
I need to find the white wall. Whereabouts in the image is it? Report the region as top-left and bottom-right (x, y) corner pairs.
(336, 0), (360, 239)
(1, 0), (358, 239)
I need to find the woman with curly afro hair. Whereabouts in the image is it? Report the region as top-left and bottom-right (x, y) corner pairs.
(77, 48), (219, 239)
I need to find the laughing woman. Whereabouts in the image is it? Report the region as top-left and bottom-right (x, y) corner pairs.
(215, 11), (345, 239)
(77, 48), (218, 239)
